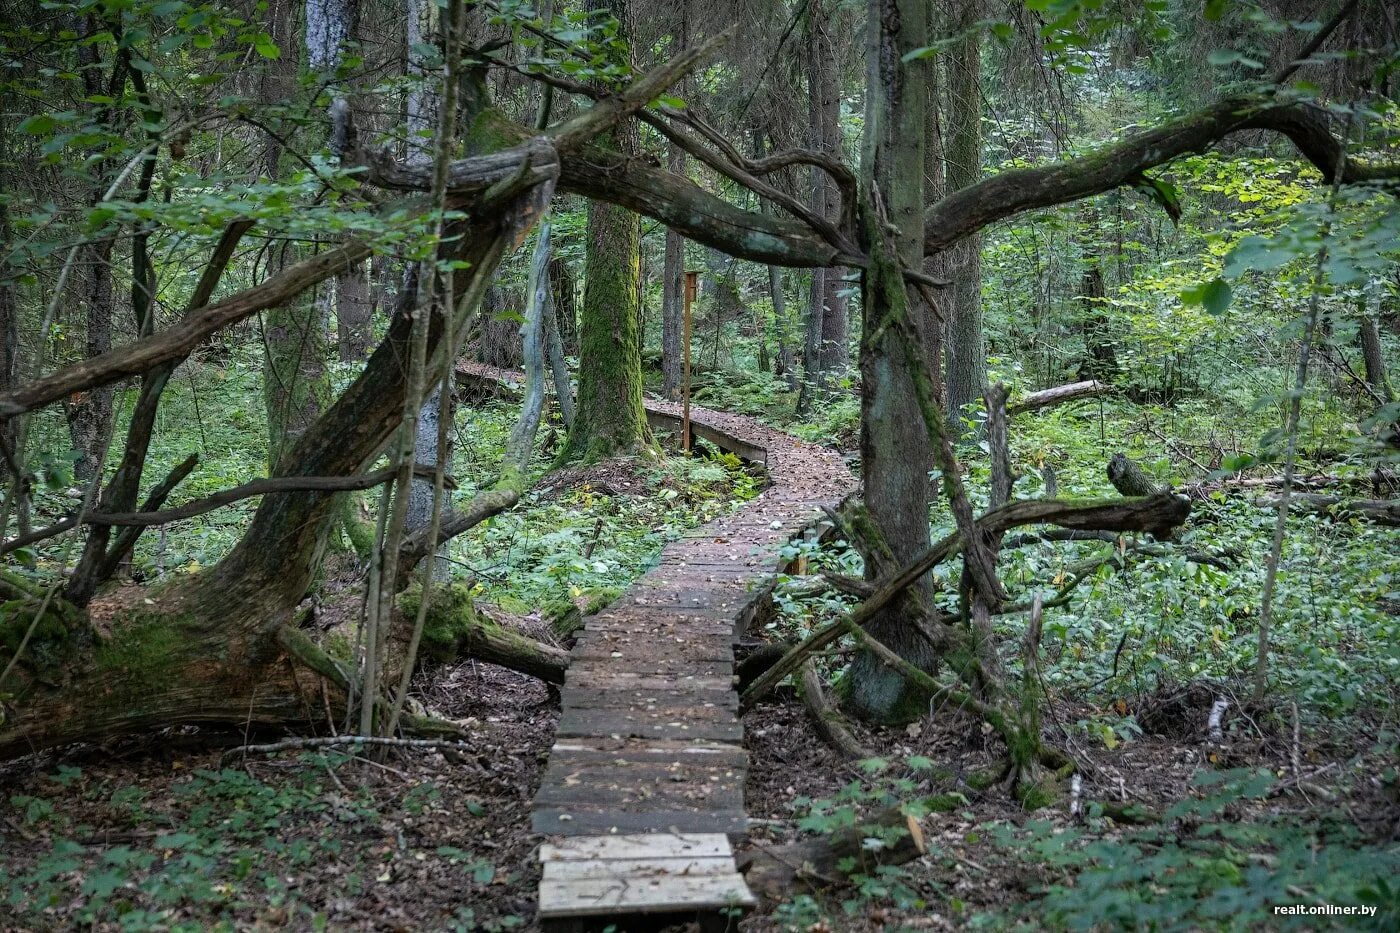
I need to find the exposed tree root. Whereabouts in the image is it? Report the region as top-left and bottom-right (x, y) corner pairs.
(799, 659), (870, 761)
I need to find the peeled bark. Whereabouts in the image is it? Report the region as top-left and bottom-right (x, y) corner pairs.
(1009, 379), (1109, 415)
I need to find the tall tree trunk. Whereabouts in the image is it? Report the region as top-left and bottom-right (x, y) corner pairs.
(769, 265), (794, 387)
(813, 0), (848, 375)
(704, 249), (742, 370)
(1074, 203), (1118, 382)
(64, 240), (116, 482)
(1359, 307), (1393, 403)
(660, 142), (686, 400)
(478, 284), (525, 368)
(844, 0), (936, 723)
(257, 0), (347, 581)
(336, 261), (373, 361)
(942, 3), (985, 436)
(796, 0), (839, 413)
(264, 289), (334, 473)
(0, 196), (22, 531)
(559, 0), (652, 460)
(548, 255), (578, 355)
(919, 0), (946, 432)
(311, 0), (371, 361)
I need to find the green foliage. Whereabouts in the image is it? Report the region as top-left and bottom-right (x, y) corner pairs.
(0, 755), (534, 930)
(773, 756), (948, 928)
(975, 769), (1400, 931)
(442, 399), (758, 613)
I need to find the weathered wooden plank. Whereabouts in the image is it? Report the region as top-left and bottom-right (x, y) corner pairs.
(538, 873), (755, 918)
(616, 587), (755, 607)
(585, 606), (740, 626)
(541, 856), (737, 882)
(570, 635), (735, 664)
(565, 659), (733, 680)
(582, 619), (739, 640)
(563, 669), (733, 692)
(532, 806), (748, 836)
(539, 754), (744, 785)
(556, 708), (742, 743)
(540, 834), (734, 862)
(538, 762), (744, 799)
(563, 687), (738, 711)
(534, 774), (743, 811)
(547, 741), (748, 769)
(558, 700), (735, 727)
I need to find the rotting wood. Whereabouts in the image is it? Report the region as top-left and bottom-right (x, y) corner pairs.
(736, 805), (926, 900)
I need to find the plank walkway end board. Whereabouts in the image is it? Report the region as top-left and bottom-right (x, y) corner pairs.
(458, 363), (857, 928)
(539, 834), (755, 929)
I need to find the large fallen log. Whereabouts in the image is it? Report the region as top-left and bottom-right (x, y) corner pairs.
(1111, 453), (1400, 527)
(1009, 380), (1109, 416)
(737, 805), (926, 900)
(398, 583), (570, 683)
(1261, 493), (1400, 527)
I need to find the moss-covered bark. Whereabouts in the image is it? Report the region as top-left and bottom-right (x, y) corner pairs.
(557, 0), (653, 463)
(844, 0), (937, 724)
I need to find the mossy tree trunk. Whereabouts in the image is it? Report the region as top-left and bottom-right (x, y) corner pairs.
(558, 0), (653, 462)
(0, 211), (520, 757)
(843, 0), (938, 724)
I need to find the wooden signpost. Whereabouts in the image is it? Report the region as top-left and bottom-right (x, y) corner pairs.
(682, 270), (698, 451)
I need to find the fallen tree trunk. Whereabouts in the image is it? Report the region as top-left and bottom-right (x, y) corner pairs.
(741, 492), (1189, 711)
(1184, 471), (1399, 497)
(1008, 379), (1108, 416)
(1260, 493), (1400, 527)
(397, 583), (569, 683)
(737, 805), (925, 900)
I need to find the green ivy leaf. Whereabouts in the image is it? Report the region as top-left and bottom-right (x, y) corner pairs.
(254, 33), (281, 59)
(1200, 278), (1232, 315)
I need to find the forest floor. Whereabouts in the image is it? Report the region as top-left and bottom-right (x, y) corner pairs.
(3, 398), (1398, 930)
(2, 646), (1394, 931)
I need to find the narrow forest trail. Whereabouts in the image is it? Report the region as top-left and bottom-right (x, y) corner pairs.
(455, 362), (858, 929)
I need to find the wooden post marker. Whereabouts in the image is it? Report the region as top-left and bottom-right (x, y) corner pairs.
(682, 270), (698, 451)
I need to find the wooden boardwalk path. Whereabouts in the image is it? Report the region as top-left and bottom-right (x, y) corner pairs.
(456, 363), (857, 929)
